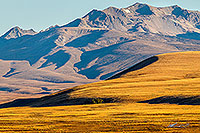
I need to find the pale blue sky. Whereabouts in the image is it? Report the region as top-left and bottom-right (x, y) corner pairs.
(0, 0), (200, 35)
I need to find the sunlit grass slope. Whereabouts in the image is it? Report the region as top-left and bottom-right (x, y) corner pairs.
(0, 51), (200, 132)
(67, 51), (200, 102)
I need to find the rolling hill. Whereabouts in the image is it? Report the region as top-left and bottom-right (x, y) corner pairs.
(0, 51), (200, 132)
(1, 51), (200, 107)
(1, 3), (200, 103)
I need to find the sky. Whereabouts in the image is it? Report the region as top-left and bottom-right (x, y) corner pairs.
(0, 0), (200, 35)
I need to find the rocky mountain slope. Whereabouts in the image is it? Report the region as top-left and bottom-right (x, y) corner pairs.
(0, 3), (200, 103)
(64, 3), (200, 36)
(1, 26), (37, 39)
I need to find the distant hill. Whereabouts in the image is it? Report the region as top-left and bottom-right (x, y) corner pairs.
(0, 3), (200, 103)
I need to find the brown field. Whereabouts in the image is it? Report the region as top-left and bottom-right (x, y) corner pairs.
(0, 51), (200, 132)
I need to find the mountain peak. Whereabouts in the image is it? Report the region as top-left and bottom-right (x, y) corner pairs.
(61, 3), (200, 35)
(104, 6), (119, 11)
(129, 2), (152, 9)
(1, 26), (37, 40)
(127, 2), (154, 15)
(12, 26), (21, 30)
(171, 4), (181, 8)
(132, 2), (149, 6)
(171, 5), (190, 19)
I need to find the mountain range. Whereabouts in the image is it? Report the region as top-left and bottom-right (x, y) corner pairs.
(0, 3), (200, 103)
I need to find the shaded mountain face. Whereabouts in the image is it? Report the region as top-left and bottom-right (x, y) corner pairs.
(1, 26), (37, 39)
(0, 3), (200, 103)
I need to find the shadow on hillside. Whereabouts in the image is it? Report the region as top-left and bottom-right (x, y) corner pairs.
(65, 30), (108, 48)
(74, 39), (135, 79)
(136, 4), (154, 15)
(2, 68), (22, 77)
(139, 95), (200, 105)
(177, 32), (200, 41)
(107, 56), (158, 80)
(0, 30), (58, 65)
(0, 89), (116, 108)
(38, 50), (71, 69)
(0, 87), (19, 92)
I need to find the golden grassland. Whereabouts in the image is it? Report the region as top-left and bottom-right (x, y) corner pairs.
(0, 103), (200, 132)
(67, 51), (200, 102)
(1, 51), (200, 132)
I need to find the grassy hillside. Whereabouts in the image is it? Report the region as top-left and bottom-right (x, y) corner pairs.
(67, 51), (200, 102)
(0, 51), (200, 132)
